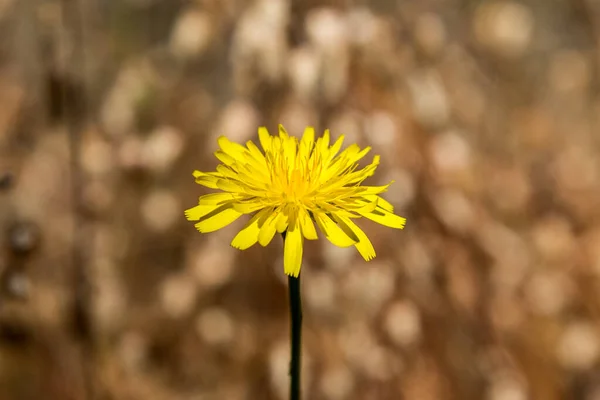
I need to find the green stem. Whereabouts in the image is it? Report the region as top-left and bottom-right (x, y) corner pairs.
(288, 274), (302, 400)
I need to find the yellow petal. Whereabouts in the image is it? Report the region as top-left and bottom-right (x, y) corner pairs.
(216, 179), (244, 192)
(276, 208), (289, 233)
(214, 150), (236, 166)
(216, 164), (240, 179)
(319, 144), (362, 183)
(284, 224), (303, 277)
(334, 155), (380, 186)
(282, 136), (297, 168)
(299, 209), (318, 240)
(331, 143), (359, 165)
(194, 204), (242, 233)
(329, 213), (361, 243)
(217, 164), (264, 188)
(193, 171), (220, 189)
(376, 196), (394, 212)
(359, 185), (391, 195)
(234, 161), (270, 185)
(245, 140), (268, 167)
(347, 146), (371, 164)
(320, 129), (330, 151)
(356, 200), (378, 214)
(231, 209), (270, 250)
(326, 134), (345, 162)
(333, 215), (376, 261)
(194, 176), (220, 189)
(278, 124), (289, 139)
(232, 201), (265, 214)
(198, 193), (236, 205)
(359, 208), (406, 229)
(258, 127), (272, 151)
(270, 136), (282, 154)
(299, 126), (315, 159)
(258, 211), (278, 246)
(313, 211), (357, 247)
(185, 204), (218, 221)
(218, 136), (247, 160)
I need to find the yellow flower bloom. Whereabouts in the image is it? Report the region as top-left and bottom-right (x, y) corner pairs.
(185, 125), (406, 277)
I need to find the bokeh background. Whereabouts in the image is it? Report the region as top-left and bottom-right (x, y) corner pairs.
(0, 0), (599, 399)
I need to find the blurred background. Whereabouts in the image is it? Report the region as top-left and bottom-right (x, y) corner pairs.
(0, 0), (599, 399)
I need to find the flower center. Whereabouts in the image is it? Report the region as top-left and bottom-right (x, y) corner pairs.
(279, 167), (311, 205)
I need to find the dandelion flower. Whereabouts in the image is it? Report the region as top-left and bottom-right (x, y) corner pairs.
(185, 125), (406, 277)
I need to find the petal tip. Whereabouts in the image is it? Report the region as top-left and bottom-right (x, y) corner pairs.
(216, 135), (228, 146)
(184, 206), (201, 221)
(230, 242), (244, 250)
(365, 252), (376, 261)
(285, 269), (301, 278)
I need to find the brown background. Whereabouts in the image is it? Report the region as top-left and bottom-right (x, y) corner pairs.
(0, 0), (600, 399)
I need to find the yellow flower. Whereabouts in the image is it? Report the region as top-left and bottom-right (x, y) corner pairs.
(185, 125), (406, 277)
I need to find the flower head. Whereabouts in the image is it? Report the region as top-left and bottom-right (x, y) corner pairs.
(185, 125), (406, 277)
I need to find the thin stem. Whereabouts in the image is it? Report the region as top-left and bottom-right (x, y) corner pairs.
(282, 232), (302, 400)
(288, 274), (302, 400)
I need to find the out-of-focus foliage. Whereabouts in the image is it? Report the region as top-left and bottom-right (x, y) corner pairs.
(1, 0), (600, 399)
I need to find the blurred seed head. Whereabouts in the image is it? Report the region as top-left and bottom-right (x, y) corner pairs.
(429, 130), (472, 176)
(278, 101), (318, 139)
(339, 321), (374, 362)
(486, 371), (528, 400)
(322, 241), (355, 274)
(288, 47), (320, 101)
(4, 271), (29, 300)
(212, 100), (260, 145)
(82, 136), (114, 177)
(196, 307), (235, 346)
(556, 322), (600, 370)
(141, 190), (180, 233)
(189, 239), (234, 288)
(141, 126), (184, 174)
(327, 110), (362, 146)
(342, 261), (396, 314)
(530, 215), (575, 264)
(548, 50), (591, 94)
(305, 8), (349, 103)
(361, 345), (401, 381)
(430, 189), (476, 235)
(159, 272), (198, 318)
(8, 221), (40, 255)
(407, 71), (449, 129)
(345, 8), (377, 47)
(118, 331), (149, 372)
(414, 13), (447, 57)
(364, 111), (398, 149)
(525, 270), (573, 317)
(384, 300), (422, 348)
(473, 1), (534, 58)
(83, 180), (114, 214)
(304, 271), (337, 314)
(306, 8), (348, 52)
(320, 365), (355, 400)
(170, 9), (213, 59)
